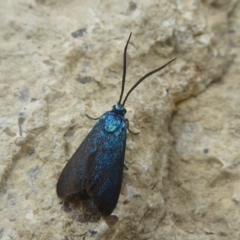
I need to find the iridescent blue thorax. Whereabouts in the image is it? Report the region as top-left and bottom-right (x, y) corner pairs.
(99, 104), (127, 137)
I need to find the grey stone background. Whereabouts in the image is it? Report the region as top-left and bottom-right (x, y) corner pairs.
(0, 0), (240, 239)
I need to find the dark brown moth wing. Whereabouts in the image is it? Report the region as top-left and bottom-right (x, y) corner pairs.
(57, 111), (126, 216)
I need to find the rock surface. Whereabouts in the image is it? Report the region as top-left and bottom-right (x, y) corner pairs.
(0, 0), (239, 239)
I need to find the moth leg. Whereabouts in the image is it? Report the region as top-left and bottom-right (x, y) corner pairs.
(85, 114), (100, 120)
(126, 119), (139, 135)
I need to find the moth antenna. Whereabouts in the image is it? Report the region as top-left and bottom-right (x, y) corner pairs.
(118, 33), (132, 105)
(122, 58), (176, 106)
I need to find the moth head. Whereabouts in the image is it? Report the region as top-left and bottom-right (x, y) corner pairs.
(112, 104), (127, 116)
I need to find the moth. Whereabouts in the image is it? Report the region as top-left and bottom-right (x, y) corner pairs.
(57, 33), (175, 218)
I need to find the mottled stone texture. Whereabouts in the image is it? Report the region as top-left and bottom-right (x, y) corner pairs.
(0, 0), (239, 239)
